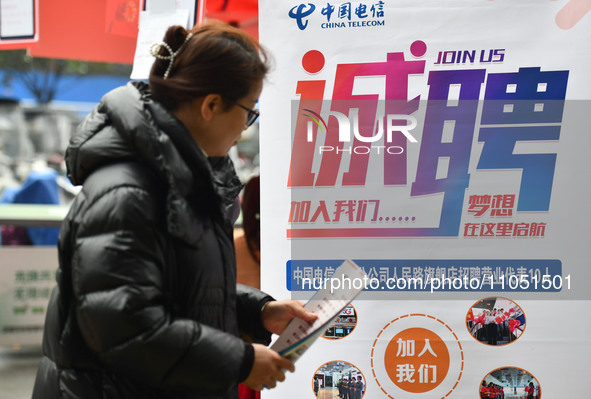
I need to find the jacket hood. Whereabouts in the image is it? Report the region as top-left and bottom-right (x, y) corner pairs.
(65, 82), (240, 246)
(67, 82), (193, 190)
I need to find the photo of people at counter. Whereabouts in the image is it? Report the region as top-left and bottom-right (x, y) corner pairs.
(322, 305), (357, 340)
(313, 361), (365, 399)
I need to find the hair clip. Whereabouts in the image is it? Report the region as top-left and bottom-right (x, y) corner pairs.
(150, 33), (194, 79)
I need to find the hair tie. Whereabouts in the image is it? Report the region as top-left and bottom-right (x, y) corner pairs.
(150, 32), (194, 79)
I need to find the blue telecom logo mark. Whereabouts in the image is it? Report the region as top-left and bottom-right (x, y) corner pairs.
(289, 3), (316, 30)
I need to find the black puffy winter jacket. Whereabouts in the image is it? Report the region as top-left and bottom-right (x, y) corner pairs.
(32, 82), (273, 399)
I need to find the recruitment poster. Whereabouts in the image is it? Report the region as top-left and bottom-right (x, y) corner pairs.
(258, 1), (591, 398)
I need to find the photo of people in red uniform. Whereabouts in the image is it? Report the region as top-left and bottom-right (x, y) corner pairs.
(467, 297), (526, 346)
(481, 367), (541, 399)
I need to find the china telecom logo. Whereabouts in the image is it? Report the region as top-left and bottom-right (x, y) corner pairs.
(289, 3), (316, 30)
(288, 1), (386, 30)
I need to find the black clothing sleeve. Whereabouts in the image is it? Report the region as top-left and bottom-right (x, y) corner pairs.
(236, 284), (274, 345)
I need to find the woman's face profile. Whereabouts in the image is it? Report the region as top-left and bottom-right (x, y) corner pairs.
(209, 79), (263, 157)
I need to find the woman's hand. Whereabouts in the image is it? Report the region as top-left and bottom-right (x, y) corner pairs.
(261, 300), (318, 335)
(242, 344), (294, 391)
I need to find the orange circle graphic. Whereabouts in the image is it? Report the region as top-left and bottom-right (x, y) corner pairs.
(384, 327), (450, 393)
(371, 314), (464, 399)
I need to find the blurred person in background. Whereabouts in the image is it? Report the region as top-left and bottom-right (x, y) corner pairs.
(235, 175), (261, 289)
(234, 175), (261, 399)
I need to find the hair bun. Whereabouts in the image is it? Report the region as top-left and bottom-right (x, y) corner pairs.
(150, 29), (194, 79)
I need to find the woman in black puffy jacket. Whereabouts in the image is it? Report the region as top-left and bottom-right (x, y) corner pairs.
(32, 21), (315, 399)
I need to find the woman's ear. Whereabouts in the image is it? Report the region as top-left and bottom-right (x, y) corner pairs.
(200, 94), (223, 121)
